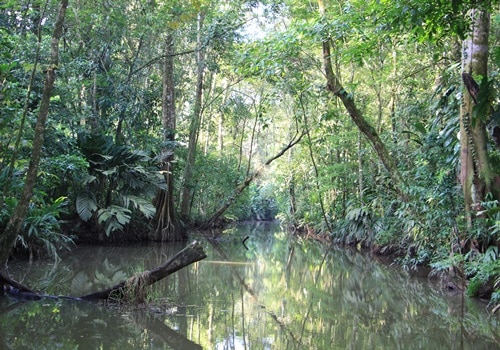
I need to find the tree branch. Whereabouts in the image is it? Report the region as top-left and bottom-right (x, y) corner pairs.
(199, 132), (305, 229)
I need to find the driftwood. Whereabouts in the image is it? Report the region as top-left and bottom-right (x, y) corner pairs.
(1, 241), (206, 303)
(81, 240), (206, 301)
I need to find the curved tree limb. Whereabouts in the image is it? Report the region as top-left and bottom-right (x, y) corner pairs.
(199, 131), (306, 229)
(317, 0), (407, 200)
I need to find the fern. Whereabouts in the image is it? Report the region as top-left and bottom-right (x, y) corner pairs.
(430, 253), (464, 274)
(15, 197), (73, 261)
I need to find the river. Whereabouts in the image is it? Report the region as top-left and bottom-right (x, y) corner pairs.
(1, 222), (499, 349)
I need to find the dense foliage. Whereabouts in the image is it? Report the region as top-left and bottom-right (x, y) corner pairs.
(0, 0), (499, 306)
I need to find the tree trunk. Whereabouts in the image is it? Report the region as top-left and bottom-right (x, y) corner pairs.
(80, 241), (206, 301)
(180, 12), (206, 221)
(317, 0), (406, 200)
(460, 8), (492, 227)
(0, 0), (68, 265)
(302, 96), (332, 232)
(358, 130), (364, 200)
(2, 3), (45, 203)
(153, 33), (183, 241)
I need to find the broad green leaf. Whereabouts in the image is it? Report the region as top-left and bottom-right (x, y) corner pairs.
(76, 193), (98, 221)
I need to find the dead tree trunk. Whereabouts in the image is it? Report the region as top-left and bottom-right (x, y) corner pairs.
(80, 241), (206, 301)
(1, 241), (206, 303)
(0, 272), (38, 299)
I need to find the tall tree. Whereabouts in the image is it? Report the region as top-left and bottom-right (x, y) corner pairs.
(460, 5), (495, 227)
(0, 0), (69, 263)
(1, 0), (46, 205)
(180, 11), (206, 221)
(317, 0), (407, 199)
(153, 32), (184, 241)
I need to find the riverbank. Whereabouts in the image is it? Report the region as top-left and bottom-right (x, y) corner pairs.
(285, 221), (499, 313)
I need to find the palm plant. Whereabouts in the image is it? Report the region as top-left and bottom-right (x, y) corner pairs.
(75, 133), (164, 240)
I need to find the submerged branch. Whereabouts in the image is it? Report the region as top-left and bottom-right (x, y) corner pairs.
(1, 272), (42, 301)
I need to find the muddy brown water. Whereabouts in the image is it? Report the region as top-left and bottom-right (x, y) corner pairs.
(1, 222), (499, 349)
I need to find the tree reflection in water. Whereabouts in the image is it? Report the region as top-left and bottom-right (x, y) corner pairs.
(1, 222), (499, 349)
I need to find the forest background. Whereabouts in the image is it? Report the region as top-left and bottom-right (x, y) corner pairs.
(0, 0), (499, 307)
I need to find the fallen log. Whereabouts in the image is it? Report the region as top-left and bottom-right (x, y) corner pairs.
(1, 241), (207, 303)
(0, 271), (38, 296)
(80, 240), (206, 302)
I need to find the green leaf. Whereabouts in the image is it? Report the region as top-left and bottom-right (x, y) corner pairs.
(76, 193), (98, 221)
(125, 195), (156, 219)
(414, 122), (427, 135)
(82, 174), (97, 185)
(100, 168), (117, 176)
(97, 206), (131, 236)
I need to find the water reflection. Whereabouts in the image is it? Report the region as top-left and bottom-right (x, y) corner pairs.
(1, 222), (499, 349)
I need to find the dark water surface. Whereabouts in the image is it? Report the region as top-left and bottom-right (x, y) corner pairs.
(1, 222), (499, 349)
